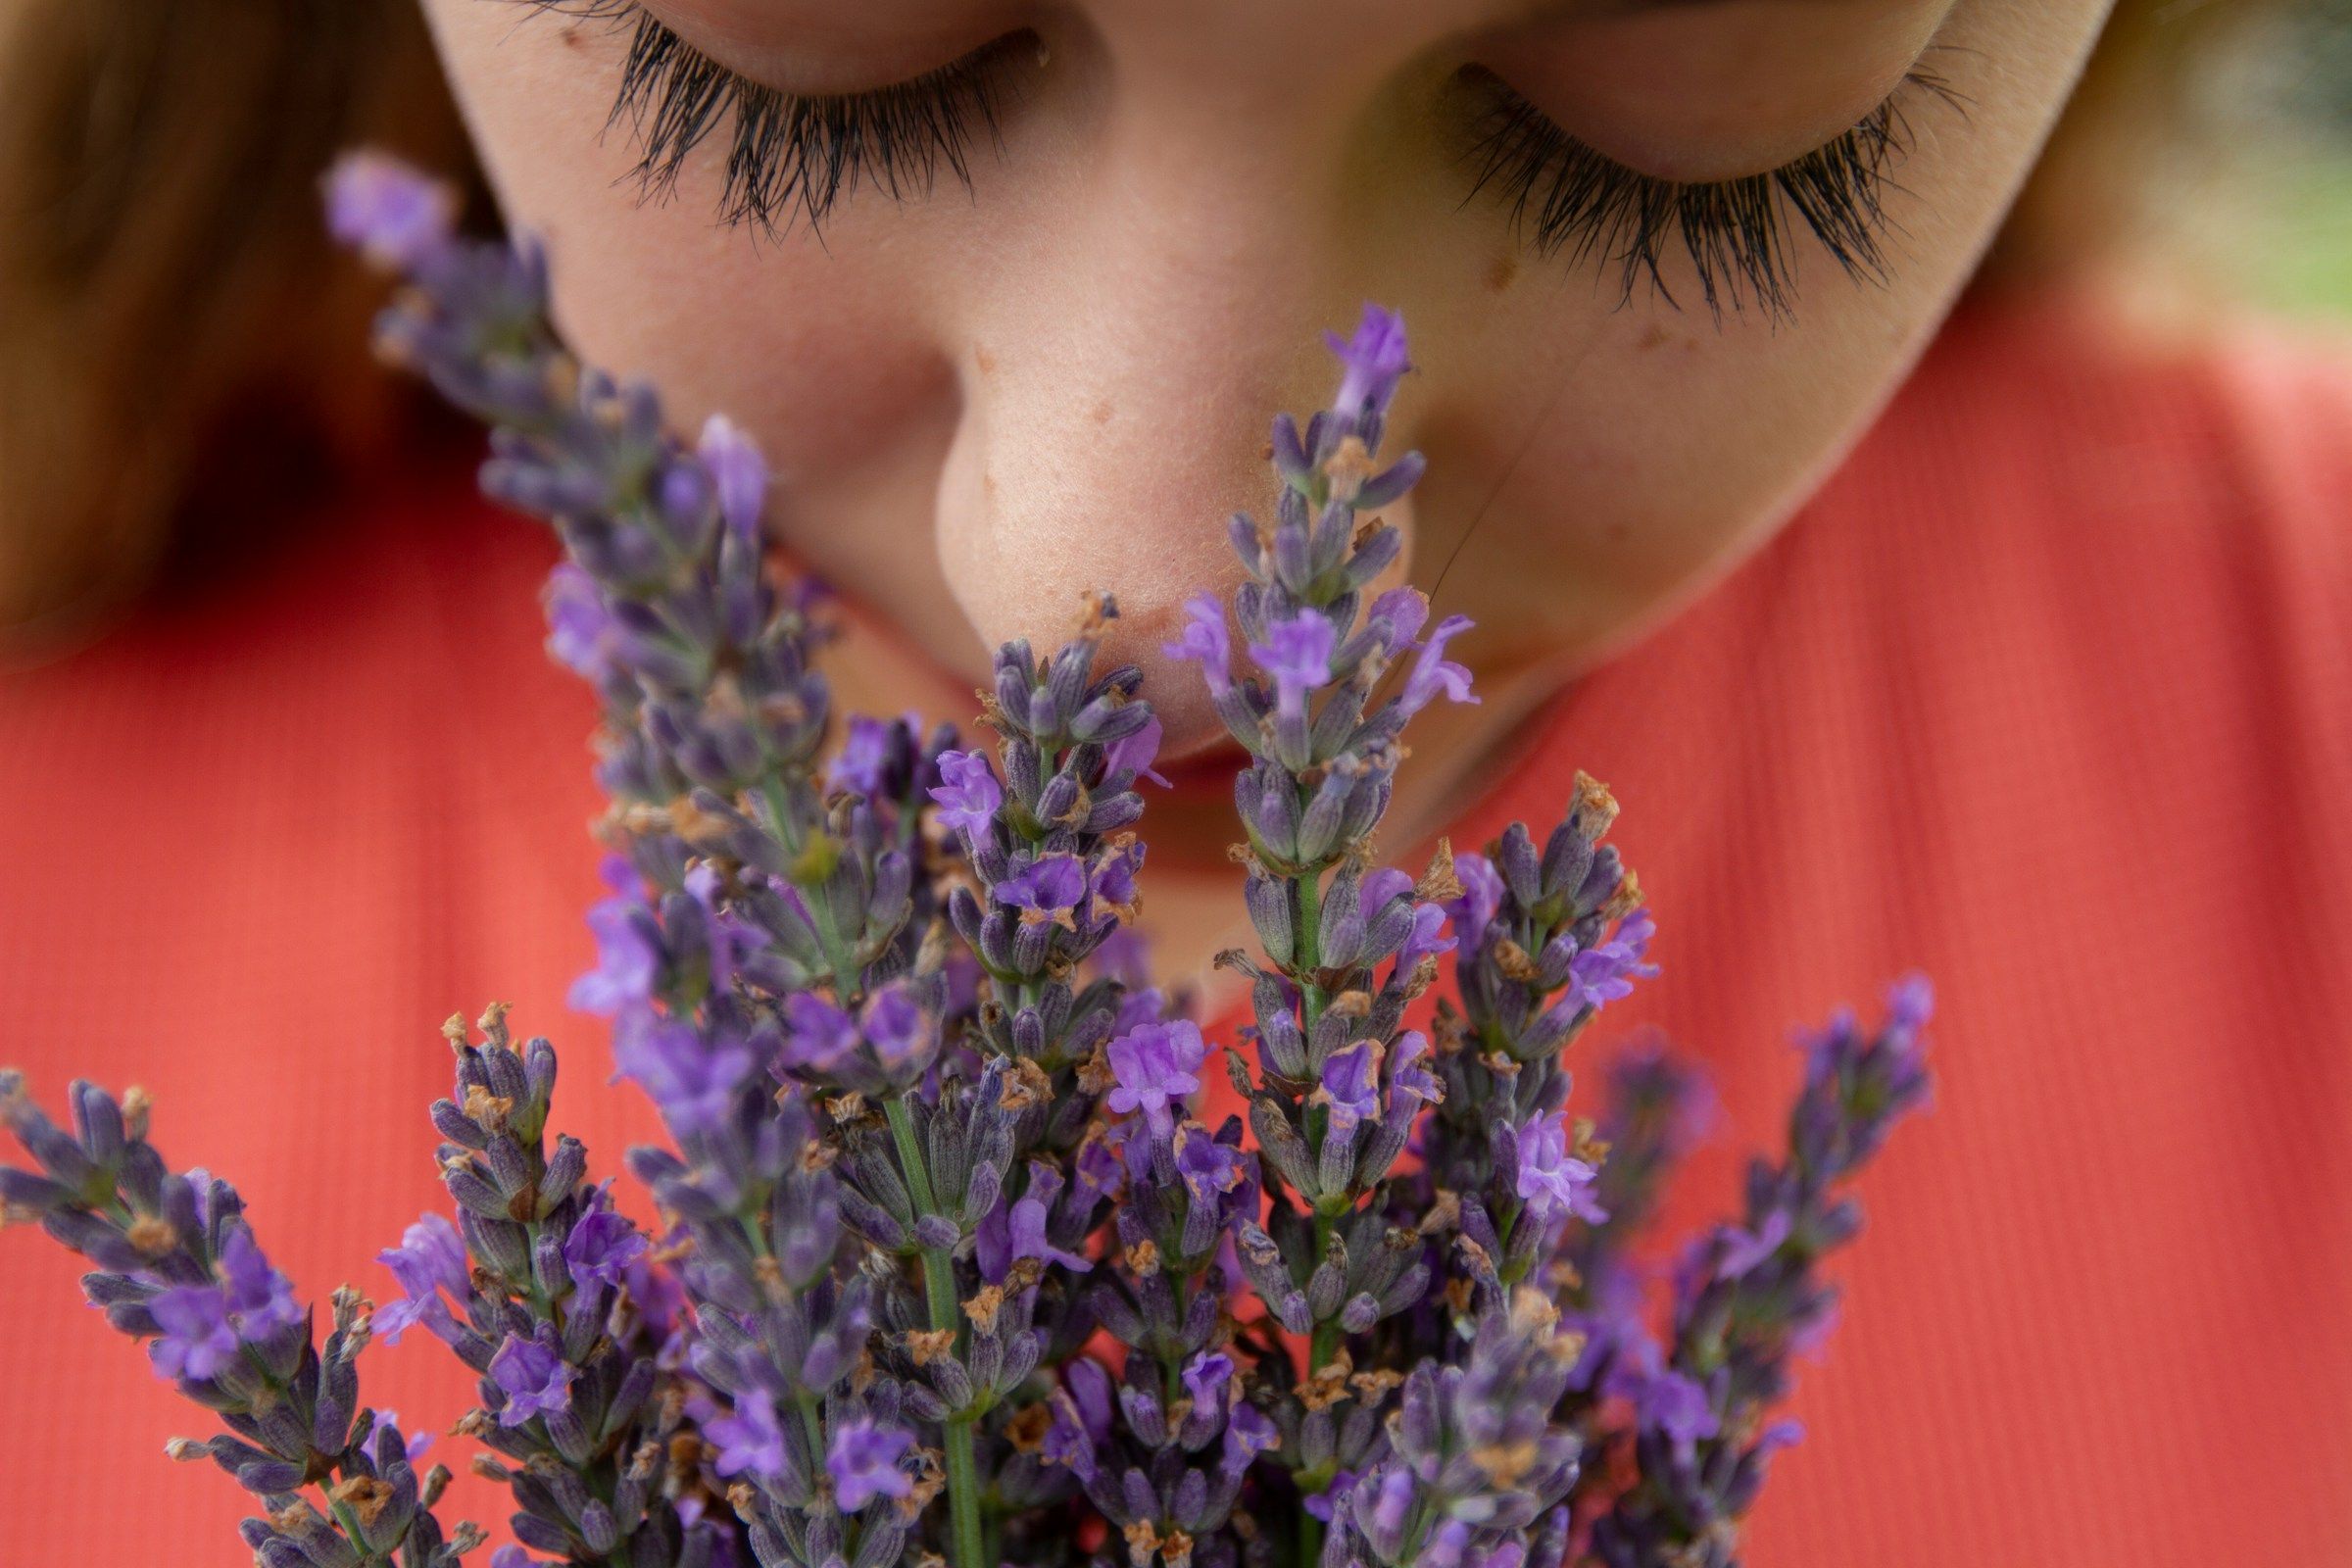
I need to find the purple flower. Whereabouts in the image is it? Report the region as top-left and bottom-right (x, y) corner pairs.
(1360, 867), (1414, 916)
(1046, 1364), (1113, 1481)
(1304, 1468), (1359, 1523)
(1326, 304), (1411, 422)
(492, 1548), (545, 1568)
(323, 150), (456, 270)
(782, 993), (859, 1075)
(563, 1201), (648, 1293)
(218, 1228), (303, 1343)
(1396, 902), (1452, 972)
(365, 1409), (434, 1464)
(375, 1213), (469, 1347)
(148, 1285), (238, 1382)
(1636, 1366), (1719, 1453)
(182, 1167), (216, 1231)
(929, 750), (1004, 840)
(623, 1251), (687, 1338)
(489, 1329), (575, 1428)
(1006, 1195), (1091, 1275)
(140, 1227), (303, 1383)
(1365, 1469), (1418, 1537)
(1111, 983), (1166, 1038)
(1104, 715), (1170, 787)
(1173, 1121), (1248, 1205)
(1104, 1019), (1207, 1135)
(827, 1417), (915, 1512)
(682, 862), (762, 993)
(1567, 909), (1658, 1012)
(1887, 973), (1935, 1034)
(1163, 592), (1235, 697)
(544, 565), (615, 683)
(1515, 1113), (1606, 1228)
(1250, 611), (1335, 719)
(1315, 1041), (1382, 1131)
(1388, 1030), (1442, 1109)
(1094, 928), (1153, 989)
(825, 715), (898, 797)
(1181, 1349), (1234, 1415)
(1449, 853), (1505, 949)
(860, 983), (931, 1069)
(995, 855), (1087, 919)
(697, 414), (767, 544)
(1397, 613), (1477, 717)
(694, 1391), (790, 1483)
(612, 1009), (754, 1136)
(571, 858), (660, 1015)
(981, 1161), (1091, 1277)
(1075, 1127), (1126, 1203)
(1220, 1399), (1278, 1478)
(1091, 840), (1145, 909)
(1716, 1208), (1791, 1281)
(1369, 586), (1430, 652)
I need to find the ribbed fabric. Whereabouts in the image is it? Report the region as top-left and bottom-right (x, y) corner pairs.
(2, 298), (2347, 1567)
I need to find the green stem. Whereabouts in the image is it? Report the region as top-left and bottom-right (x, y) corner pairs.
(1293, 865), (1328, 1035)
(943, 1419), (987, 1568)
(884, 1099), (940, 1215)
(883, 1099), (986, 1568)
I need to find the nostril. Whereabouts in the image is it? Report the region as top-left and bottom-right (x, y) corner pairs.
(1086, 589), (1244, 762)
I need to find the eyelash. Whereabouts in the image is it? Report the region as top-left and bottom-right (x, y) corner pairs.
(518, 1), (1027, 234)
(1458, 65), (1962, 319)
(521, 2), (1958, 317)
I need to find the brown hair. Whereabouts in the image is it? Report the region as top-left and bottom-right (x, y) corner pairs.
(0, 0), (471, 653)
(0, 0), (2297, 651)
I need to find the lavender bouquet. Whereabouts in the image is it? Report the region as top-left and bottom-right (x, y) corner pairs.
(1, 153), (1933, 1568)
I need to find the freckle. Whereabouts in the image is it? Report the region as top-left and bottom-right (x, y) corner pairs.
(1637, 324), (1671, 352)
(982, 468), (998, 498)
(1089, 399), (1113, 426)
(561, 24), (586, 48)
(975, 346), (997, 375)
(1486, 254), (1519, 293)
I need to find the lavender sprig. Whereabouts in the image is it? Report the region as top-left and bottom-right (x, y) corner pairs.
(1, 1071), (475, 1567)
(1319, 1289), (1583, 1568)
(1583, 981), (1935, 1568)
(329, 151), (1153, 1568)
(1156, 308), (1472, 1550)
(379, 1004), (707, 1568)
(333, 149), (952, 1566)
(1424, 773), (1654, 1299)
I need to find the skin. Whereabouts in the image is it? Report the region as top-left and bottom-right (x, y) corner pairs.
(422, 0), (2114, 974)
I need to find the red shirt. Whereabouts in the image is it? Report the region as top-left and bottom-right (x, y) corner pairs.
(3, 298), (2348, 1565)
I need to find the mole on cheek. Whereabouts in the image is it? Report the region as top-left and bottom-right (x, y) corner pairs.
(1486, 254), (1519, 293)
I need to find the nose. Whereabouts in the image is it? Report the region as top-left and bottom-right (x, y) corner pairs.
(927, 52), (1420, 759)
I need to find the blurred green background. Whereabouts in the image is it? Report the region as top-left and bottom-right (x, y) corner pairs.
(2222, 3), (2352, 317)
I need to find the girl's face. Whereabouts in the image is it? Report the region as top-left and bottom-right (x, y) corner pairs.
(423, 0), (2112, 759)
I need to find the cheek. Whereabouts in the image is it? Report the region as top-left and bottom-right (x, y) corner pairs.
(1425, 0), (2110, 663)
(419, 0), (958, 602)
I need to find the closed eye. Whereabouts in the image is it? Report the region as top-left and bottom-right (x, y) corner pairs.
(1454, 61), (1967, 319)
(514, 0), (1033, 235)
